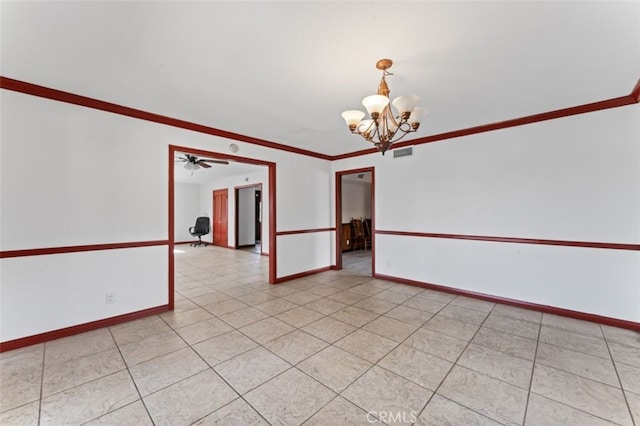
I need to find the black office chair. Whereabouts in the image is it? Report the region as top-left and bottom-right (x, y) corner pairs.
(189, 217), (210, 247)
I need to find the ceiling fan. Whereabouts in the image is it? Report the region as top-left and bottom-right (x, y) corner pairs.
(175, 154), (229, 171)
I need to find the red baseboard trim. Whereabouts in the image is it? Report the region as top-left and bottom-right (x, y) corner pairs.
(375, 230), (639, 251)
(0, 304), (170, 352)
(375, 273), (640, 331)
(274, 266), (333, 284)
(0, 240), (169, 259)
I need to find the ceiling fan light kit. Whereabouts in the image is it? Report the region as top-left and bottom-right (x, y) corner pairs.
(176, 154), (229, 174)
(341, 59), (428, 155)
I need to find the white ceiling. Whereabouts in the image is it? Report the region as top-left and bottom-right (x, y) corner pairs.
(2, 1), (639, 167)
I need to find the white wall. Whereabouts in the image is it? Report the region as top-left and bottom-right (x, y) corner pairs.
(333, 104), (640, 322)
(0, 89), (335, 342)
(174, 182), (202, 242)
(342, 180), (371, 223)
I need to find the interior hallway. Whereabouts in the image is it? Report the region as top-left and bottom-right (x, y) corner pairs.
(1, 245), (638, 425)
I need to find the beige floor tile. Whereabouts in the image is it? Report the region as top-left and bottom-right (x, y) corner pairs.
(483, 314), (540, 340)
(601, 326), (640, 349)
(118, 330), (187, 367)
(416, 394), (501, 426)
(438, 305), (489, 325)
(192, 330), (258, 366)
(84, 401), (153, 425)
(220, 285), (259, 298)
(379, 344), (453, 391)
(472, 327), (537, 361)
(298, 346), (372, 392)
(305, 298), (349, 315)
(348, 282), (386, 296)
(143, 369), (237, 426)
(189, 291), (231, 306)
(110, 316), (172, 346)
(539, 326), (609, 359)
(160, 307), (213, 329)
(306, 284), (344, 297)
(608, 341), (640, 368)
(129, 347), (208, 396)
(276, 306), (325, 328)
(384, 305), (434, 326)
(335, 329), (399, 363)
(524, 393), (618, 426)
(40, 370), (138, 425)
(304, 396), (370, 425)
(42, 348), (126, 397)
(363, 316), (419, 342)
(239, 317), (295, 344)
(219, 306), (270, 328)
(174, 317), (234, 345)
(353, 297), (398, 315)
(616, 362), (640, 394)
(423, 315), (479, 341)
(342, 366), (432, 423)
(202, 298), (249, 316)
(245, 368), (336, 425)
(236, 290), (278, 305)
(626, 390), (640, 425)
(0, 400), (40, 426)
(491, 304), (542, 324)
(405, 328), (468, 362)
(180, 285), (220, 299)
(282, 290), (322, 305)
(372, 289), (413, 304)
(450, 296), (495, 313)
(414, 289), (456, 304)
(195, 398), (268, 425)
(264, 330), (329, 365)
(531, 364), (632, 426)
(253, 298), (299, 315)
(173, 298), (198, 312)
(44, 328), (116, 367)
(536, 343), (619, 387)
(0, 344), (44, 374)
(331, 306), (379, 327)
(542, 313), (604, 338)
(214, 347), (290, 394)
(0, 362), (42, 412)
(302, 316), (357, 343)
(401, 296), (447, 313)
(458, 343), (534, 389)
(327, 290), (370, 305)
(438, 365), (528, 425)
(388, 284), (425, 297)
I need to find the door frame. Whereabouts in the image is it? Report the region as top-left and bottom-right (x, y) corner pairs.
(335, 167), (375, 274)
(168, 144), (277, 309)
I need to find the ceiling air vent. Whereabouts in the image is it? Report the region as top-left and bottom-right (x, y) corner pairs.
(393, 146), (413, 158)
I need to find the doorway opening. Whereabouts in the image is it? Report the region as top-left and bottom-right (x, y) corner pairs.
(234, 183), (263, 255)
(168, 144), (277, 309)
(335, 167), (374, 276)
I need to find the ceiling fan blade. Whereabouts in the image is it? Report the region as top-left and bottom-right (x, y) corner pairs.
(197, 161), (212, 168)
(200, 159), (229, 165)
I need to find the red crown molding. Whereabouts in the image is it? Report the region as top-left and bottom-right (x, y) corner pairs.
(375, 273), (640, 331)
(0, 76), (332, 161)
(0, 240), (169, 259)
(375, 230), (639, 251)
(0, 304), (169, 352)
(333, 87), (640, 160)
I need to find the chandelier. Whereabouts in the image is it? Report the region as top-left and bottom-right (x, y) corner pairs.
(341, 59), (427, 155)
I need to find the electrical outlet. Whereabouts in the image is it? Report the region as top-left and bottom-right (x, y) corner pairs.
(105, 293), (116, 304)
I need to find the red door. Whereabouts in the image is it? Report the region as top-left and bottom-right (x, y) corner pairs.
(213, 189), (228, 247)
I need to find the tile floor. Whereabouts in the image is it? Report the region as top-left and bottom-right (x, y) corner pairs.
(1, 246), (639, 425)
